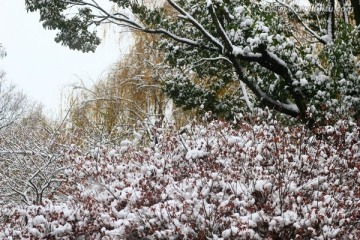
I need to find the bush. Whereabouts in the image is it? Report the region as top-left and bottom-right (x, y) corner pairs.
(0, 115), (359, 239)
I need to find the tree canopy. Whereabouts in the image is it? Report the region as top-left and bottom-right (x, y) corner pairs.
(25, 0), (360, 126)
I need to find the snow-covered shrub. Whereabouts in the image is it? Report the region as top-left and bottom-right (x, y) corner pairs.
(0, 117), (359, 239)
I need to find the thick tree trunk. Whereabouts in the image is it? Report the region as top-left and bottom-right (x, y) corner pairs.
(350, 0), (360, 26)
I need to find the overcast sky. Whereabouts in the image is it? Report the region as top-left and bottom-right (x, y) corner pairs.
(0, 0), (126, 118)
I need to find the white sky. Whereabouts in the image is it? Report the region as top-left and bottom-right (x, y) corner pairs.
(0, 0), (128, 118)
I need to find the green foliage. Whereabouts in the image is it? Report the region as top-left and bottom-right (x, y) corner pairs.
(109, 0), (132, 8)
(26, 0), (100, 52)
(25, 0), (360, 126)
(53, 13), (100, 52)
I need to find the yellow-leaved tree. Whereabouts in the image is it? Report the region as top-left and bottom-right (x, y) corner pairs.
(68, 31), (196, 146)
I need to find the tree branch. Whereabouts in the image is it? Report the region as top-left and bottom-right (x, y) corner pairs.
(227, 54), (300, 118)
(167, 0), (224, 51)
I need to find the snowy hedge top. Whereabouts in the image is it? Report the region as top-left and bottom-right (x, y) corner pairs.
(1, 118), (359, 239)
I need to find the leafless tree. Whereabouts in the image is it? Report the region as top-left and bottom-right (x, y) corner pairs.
(0, 44), (6, 58)
(0, 72), (27, 130)
(0, 107), (70, 205)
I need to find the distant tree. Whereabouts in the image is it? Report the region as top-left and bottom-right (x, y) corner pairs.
(0, 106), (72, 205)
(0, 44), (6, 58)
(25, 0), (360, 127)
(0, 46), (26, 128)
(68, 31), (197, 147)
(0, 72), (27, 130)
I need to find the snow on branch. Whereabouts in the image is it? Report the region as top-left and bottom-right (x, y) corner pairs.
(167, 0), (224, 51)
(1, 118), (358, 238)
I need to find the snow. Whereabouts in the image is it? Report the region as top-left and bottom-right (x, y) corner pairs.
(185, 149), (208, 160)
(267, 51), (288, 69)
(254, 179), (267, 191)
(120, 139), (132, 146)
(0, 118), (358, 239)
(240, 18), (253, 28)
(227, 135), (242, 145)
(28, 228), (41, 237)
(232, 46), (244, 55)
(108, 149), (117, 157)
(325, 125), (335, 134)
(52, 223), (72, 235)
(33, 215), (47, 225)
(300, 78), (308, 86)
(234, 6), (245, 16)
(2, 0), (357, 237)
